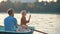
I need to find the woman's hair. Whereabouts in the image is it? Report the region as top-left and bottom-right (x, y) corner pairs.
(7, 8), (14, 15)
(21, 10), (26, 14)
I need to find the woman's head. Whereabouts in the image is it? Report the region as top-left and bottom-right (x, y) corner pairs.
(21, 10), (27, 16)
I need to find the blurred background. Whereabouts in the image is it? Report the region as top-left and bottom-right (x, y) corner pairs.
(0, 0), (59, 14)
(0, 0), (60, 34)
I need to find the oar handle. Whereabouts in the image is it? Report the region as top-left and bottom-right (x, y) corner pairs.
(0, 25), (3, 27)
(30, 29), (48, 34)
(34, 29), (48, 34)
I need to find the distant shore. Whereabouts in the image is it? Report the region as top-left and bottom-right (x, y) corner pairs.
(0, 12), (59, 14)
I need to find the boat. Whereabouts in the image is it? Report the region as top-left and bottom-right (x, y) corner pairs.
(0, 26), (34, 34)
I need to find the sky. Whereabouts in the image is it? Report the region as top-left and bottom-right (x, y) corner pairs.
(10, 0), (36, 3)
(0, 0), (7, 3)
(10, 0), (57, 2)
(38, 0), (57, 2)
(0, 0), (57, 3)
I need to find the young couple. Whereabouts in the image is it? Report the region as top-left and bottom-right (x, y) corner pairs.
(4, 8), (31, 32)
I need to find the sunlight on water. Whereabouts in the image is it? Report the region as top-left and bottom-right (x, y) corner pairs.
(0, 13), (60, 34)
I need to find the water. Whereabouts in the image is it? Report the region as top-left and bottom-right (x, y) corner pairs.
(0, 13), (60, 34)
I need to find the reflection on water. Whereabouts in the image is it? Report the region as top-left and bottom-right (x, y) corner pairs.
(0, 13), (60, 34)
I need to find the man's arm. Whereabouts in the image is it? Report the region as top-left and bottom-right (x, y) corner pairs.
(14, 18), (18, 28)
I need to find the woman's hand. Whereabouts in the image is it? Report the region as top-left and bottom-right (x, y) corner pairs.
(29, 15), (31, 18)
(28, 15), (31, 21)
(22, 25), (28, 29)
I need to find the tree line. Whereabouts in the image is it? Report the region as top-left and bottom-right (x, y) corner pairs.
(0, 0), (60, 14)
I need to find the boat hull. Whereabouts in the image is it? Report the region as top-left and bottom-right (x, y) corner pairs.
(0, 26), (34, 34)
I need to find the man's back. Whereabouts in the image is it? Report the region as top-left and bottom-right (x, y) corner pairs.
(4, 16), (18, 31)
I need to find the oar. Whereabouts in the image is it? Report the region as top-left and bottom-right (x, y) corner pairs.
(30, 29), (48, 34)
(0, 25), (3, 27)
(25, 26), (48, 34)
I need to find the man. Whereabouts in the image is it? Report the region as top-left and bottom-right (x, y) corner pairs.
(4, 8), (18, 31)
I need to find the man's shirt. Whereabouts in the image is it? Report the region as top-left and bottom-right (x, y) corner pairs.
(4, 16), (18, 31)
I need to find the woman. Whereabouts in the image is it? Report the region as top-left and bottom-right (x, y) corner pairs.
(21, 10), (31, 26)
(17, 10), (31, 32)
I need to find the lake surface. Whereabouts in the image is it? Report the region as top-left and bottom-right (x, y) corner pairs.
(0, 13), (60, 34)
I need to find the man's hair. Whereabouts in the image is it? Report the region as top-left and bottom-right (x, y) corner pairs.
(7, 8), (13, 15)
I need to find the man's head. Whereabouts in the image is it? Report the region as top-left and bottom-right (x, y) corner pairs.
(7, 8), (14, 16)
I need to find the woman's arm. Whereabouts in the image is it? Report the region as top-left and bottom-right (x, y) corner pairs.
(27, 15), (31, 23)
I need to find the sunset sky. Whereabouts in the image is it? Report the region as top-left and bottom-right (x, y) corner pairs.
(38, 0), (57, 2)
(0, 0), (57, 3)
(0, 0), (7, 3)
